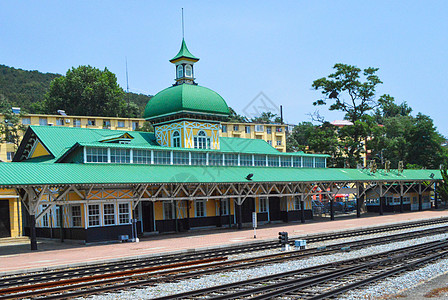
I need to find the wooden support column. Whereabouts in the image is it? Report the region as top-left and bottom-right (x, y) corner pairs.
(229, 198), (232, 228)
(237, 197), (243, 230)
(59, 205), (64, 243)
(400, 183), (404, 213)
(379, 196), (384, 215)
(435, 183), (439, 209)
(300, 194), (305, 224)
(356, 183), (363, 218)
(217, 200), (222, 228)
(29, 214), (37, 250)
(330, 199), (334, 220)
(185, 200), (190, 230)
(418, 183), (423, 211)
(174, 201), (178, 232)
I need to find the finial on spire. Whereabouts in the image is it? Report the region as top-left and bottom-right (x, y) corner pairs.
(182, 8), (185, 39)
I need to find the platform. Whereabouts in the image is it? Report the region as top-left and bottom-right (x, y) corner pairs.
(1, 210), (448, 275)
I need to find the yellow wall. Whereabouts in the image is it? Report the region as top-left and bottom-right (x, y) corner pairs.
(220, 122), (287, 152)
(155, 121), (220, 149)
(30, 141), (50, 158)
(0, 189), (22, 237)
(0, 113), (145, 162)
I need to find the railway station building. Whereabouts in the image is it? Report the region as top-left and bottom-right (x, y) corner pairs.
(0, 39), (442, 248)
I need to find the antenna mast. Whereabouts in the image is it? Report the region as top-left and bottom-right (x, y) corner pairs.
(182, 8), (185, 39)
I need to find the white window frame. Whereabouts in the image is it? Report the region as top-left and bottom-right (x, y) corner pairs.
(194, 130), (210, 149)
(103, 203), (116, 226)
(118, 203), (131, 224)
(22, 117), (31, 125)
(163, 201), (174, 220)
(117, 120), (125, 128)
(73, 119), (81, 127)
(177, 65), (184, 78)
(221, 124), (227, 133)
(172, 130), (181, 148)
(259, 197), (268, 213)
(71, 205), (82, 227)
(88, 204), (101, 227)
(245, 126), (251, 134)
(255, 124), (264, 132)
(185, 64), (192, 77)
(195, 200), (206, 217)
(218, 199), (230, 215)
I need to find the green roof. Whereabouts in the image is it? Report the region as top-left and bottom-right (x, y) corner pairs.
(170, 39), (199, 62)
(143, 84), (230, 120)
(0, 163), (441, 186)
(19, 126), (327, 163)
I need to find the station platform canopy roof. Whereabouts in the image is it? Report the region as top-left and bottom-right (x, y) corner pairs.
(0, 162), (441, 187)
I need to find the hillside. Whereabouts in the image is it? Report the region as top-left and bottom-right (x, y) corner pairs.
(0, 64), (152, 116)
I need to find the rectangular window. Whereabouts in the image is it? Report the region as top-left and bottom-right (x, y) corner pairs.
(110, 149), (130, 163)
(276, 127), (283, 132)
(117, 121), (125, 128)
(276, 139), (282, 146)
(266, 127), (272, 134)
(221, 125), (227, 133)
(255, 125), (264, 132)
(173, 151), (189, 165)
(191, 152), (207, 165)
(103, 120), (111, 129)
(293, 156), (302, 168)
(134, 149), (151, 164)
(219, 199), (230, 215)
(224, 154), (238, 166)
(294, 197), (301, 210)
(259, 197), (268, 213)
(403, 197), (410, 204)
(54, 206), (60, 227)
(39, 118), (48, 126)
(315, 157), (326, 168)
(86, 147), (108, 163)
(280, 156), (291, 167)
(88, 204), (100, 227)
(41, 205), (49, 227)
(240, 154), (252, 166)
(208, 153), (223, 166)
(303, 157), (314, 168)
(22, 117), (31, 125)
(233, 125), (239, 131)
(163, 202), (174, 220)
(6, 152), (14, 161)
(87, 119), (96, 126)
(154, 151), (170, 164)
(267, 140), (272, 145)
(254, 155), (266, 167)
(56, 118), (64, 126)
(132, 121), (139, 130)
(73, 119), (81, 127)
(103, 203), (115, 225)
(245, 126), (251, 134)
(118, 203), (130, 224)
(71, 205), (82, 227)
(195, 200), (206, 217)
(268, 156), (279, 167)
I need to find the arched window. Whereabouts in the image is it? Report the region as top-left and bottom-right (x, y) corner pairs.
(185, 65), (192, 77)
(177, 65), (184, 79)
(194, 130), (211, 149)
(172, 130), (181, 147)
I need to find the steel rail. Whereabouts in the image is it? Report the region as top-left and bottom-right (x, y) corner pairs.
(2, 215), (447, 289)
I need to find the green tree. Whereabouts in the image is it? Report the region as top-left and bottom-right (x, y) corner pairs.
(438, 167), (448, 203)
(373, 94), (412, 125)
(288, 122), (341, 166)
(135, 121), (154, 132)
(43, 65), (131, 117)
(251, 111), (282, 124)
(312, 64), (384, 167)
(406, 113), (446, 169)
(0, 96), (26, 150)
(228, 107), (248, 123)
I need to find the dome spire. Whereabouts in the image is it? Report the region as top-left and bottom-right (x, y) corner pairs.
(170, 10), (199, 85)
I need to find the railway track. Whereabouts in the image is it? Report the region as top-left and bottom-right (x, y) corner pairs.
(155, 239), (448, 299)
(2, 220), (448, 299)
(1, 216), (447, 290)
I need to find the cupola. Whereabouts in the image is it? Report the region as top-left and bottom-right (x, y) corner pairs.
(169, 39), (199, 85)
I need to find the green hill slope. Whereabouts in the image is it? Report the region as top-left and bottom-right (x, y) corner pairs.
(0, 64), (151, 117)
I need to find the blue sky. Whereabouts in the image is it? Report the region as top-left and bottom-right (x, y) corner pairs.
(1, 1), (447, 136)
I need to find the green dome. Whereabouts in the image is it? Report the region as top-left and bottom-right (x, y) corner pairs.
(144, 84), (230, 120)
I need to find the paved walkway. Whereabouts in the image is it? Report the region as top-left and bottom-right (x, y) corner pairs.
(1, 210), (448, 275)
